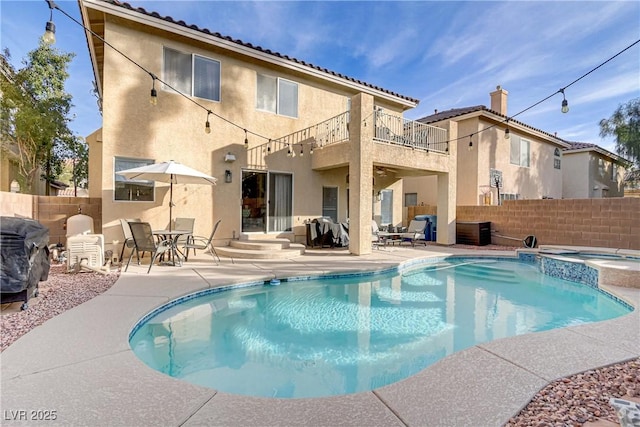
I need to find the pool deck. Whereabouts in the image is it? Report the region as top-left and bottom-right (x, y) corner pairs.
(1, 245), (639, 426)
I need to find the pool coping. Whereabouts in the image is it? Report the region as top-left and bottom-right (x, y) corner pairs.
(1, 245), (639, 426)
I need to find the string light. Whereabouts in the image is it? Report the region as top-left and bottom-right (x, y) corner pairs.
(45, 1), (640, 157)
(244, 129), (249, 149)
(42, 0), (56, 44)
(287, 144), (292, 157)
(309, 144), (314, 155)
(205, 110), (212, 134)
(504, 120), (510, 139)
(299, 144), (304, 157)
(560, 89), (569, 113)
(149, 74), (158, 106)
(468, 134), (473, 151)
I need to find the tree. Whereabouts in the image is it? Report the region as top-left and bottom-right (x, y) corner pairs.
(599, 98), (640, 168)
(0, 42), (77, 193)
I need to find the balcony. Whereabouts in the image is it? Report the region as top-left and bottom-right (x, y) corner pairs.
(374, 111), (448, 154)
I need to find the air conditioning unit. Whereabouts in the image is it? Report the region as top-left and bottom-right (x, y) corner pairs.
(66, 234), (105, 271)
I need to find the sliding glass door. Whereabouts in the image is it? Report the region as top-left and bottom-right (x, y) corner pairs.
(242, 170), (292, 233)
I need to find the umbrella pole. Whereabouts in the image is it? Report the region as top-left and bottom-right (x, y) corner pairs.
(169, 179), (173, 231)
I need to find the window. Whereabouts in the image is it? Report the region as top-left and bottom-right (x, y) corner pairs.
(163, 47), (220, 102)
(114, 157), (154, 201)
(322, 187), (338, 222)
(404, 193), (417, 207)
(554, 159), (561, 169)
(380, 189), (393, 225)
(256, 74), (298, 118)
(509, 135), (530, 167)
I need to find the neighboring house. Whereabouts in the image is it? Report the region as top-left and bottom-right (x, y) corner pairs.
(79, 0), (458, 256)
(562, 142), (628, 198)
(404, 86), (569, 207)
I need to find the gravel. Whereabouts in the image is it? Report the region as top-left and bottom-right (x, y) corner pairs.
(1, 255), (637, 426)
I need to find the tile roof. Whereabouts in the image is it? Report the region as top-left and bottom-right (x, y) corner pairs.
(416, 105), (565, 142)
(100, 0), (419, 104)
(563, 141), (597, 151)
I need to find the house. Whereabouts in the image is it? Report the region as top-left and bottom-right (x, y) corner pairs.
(404, 86), (570, 206)
(79, 0), (458, 257)
(562, 142), (629, 198)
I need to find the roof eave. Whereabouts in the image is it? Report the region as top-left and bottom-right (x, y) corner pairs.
(81, 0), (418, 109)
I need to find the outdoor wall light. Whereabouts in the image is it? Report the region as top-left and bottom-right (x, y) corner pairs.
(224, 152), (236, 163)
(225, 170), (232, 183)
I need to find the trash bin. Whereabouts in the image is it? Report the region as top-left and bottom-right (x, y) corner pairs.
(0, 217), (50, 310)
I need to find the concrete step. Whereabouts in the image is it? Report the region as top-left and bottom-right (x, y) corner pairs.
(230, 240), (291, 250)
(216, 245), (305, 259)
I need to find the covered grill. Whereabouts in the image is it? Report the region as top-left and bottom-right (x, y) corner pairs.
(1, 217), (50, 310)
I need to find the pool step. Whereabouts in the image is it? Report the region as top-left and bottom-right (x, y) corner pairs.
(454, 264), (518, 283)
(230, 239), (292, 251)
(216, 242), (305, 260)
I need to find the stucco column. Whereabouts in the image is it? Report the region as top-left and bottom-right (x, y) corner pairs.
(437, 121), (457, 245)
(349, 93), (374, 255)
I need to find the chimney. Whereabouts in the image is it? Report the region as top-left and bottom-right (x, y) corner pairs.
(490, 85), (508, 116)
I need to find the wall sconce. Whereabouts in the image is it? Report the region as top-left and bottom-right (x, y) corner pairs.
(224, 152), (236, 163)
(10, 180), (20, 193)
(225, 170), (232, 183)
(375, 191), (382, 202)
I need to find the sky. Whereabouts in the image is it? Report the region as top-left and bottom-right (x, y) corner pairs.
(1, 0), (639, 155)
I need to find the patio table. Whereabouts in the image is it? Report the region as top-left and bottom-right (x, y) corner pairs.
(153, 229), (190, 266)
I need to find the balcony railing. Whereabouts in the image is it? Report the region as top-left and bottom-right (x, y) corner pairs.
(374, 111), (448, 154)
(247, 112), (350, 169)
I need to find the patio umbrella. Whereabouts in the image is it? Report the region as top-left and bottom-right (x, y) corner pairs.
(118, 160), (217, 230)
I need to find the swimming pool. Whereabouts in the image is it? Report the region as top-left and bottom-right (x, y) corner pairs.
(129, 257), (631, 398)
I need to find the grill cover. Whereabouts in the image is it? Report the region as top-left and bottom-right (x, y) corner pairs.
(1, 217), (50, 294)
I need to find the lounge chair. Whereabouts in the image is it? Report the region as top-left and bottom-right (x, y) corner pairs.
(125, 222), (173, 274)
(399, 220), (428, 246)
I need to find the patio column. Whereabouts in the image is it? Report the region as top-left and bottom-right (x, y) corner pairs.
(437, 120), (457, 245)
(348, 93), (374, 255)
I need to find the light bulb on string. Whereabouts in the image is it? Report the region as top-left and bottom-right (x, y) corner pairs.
(468, 134), (474, 151)
(205, 111), (212, 134)
(299, 145), (304, 157)
(149, 75), (158, 106)
(42, 1), (56, 44)
(560, 89), (569, 113)
(287, 144), (292, 157)
(504, 122), (510, 139)
(244, 129), (249, 149)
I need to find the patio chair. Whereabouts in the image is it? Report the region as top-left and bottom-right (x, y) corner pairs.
(125, 221), (173, 274)
(372, 220), (382, 249)
(182, 219), (221, 264)
(118, 218), (141, 263)
(399, 220), (428, 246)
(174, 217), (195, 257)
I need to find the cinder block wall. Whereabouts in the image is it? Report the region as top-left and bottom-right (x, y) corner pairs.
(409, 198), (639, 250)
(0, 192), (102, 246)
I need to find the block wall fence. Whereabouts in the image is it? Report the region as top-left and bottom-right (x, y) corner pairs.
(408, 198), (639, 250)
(0, 192), (102, 246)
(1, 192), (637, 250)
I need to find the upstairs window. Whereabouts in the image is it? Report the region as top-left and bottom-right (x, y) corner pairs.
(257, 74), (298, 118)
(509, 135), (530, 167)
(163, 47), (220, 102)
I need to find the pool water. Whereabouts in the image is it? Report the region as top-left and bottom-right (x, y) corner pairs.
(129, 258), (630, 398)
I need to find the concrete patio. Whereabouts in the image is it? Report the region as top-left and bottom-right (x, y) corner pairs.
(1, 245), (638, 426)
